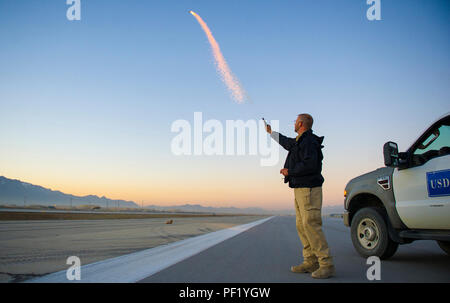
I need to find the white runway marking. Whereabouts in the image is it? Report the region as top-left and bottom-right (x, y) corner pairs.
(27, 216), (274, 283)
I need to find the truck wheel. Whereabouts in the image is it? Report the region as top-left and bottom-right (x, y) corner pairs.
(437, 241), (450, 256)
(351, 207), (399, 260)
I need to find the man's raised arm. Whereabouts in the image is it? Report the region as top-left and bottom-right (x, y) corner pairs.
(266, 124), (296, 151)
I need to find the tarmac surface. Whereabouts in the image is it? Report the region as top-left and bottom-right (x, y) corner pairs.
(140, 216), (450, 283)
(2, 215), (449, 283)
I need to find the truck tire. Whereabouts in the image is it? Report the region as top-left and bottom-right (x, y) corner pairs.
(351, 207), (399, 260)
(437, 241), (450, 256)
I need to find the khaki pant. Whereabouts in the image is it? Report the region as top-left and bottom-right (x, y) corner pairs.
(294, 187), (333, 267)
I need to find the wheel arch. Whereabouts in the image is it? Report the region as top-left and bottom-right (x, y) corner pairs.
(347, 192), (409, 244)
(347, 193), (385, 226)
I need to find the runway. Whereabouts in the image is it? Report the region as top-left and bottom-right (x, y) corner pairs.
(140, 216), (450, 283)
(7, 216), (449, 283)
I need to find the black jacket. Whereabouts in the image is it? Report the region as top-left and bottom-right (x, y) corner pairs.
(271, 129), (324, 188)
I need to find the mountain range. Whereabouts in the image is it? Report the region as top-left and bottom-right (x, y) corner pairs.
(0, 176), (275, 214)
(0, 176), (343, 215)
(0, 176), (138, 208)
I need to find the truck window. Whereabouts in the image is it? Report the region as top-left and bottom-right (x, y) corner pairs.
(412, 122), (450, 166)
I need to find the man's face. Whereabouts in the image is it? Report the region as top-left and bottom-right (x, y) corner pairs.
(294, 116), (302, 132)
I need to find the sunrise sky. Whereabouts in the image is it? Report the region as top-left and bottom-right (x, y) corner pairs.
(0, 0), (449, 210)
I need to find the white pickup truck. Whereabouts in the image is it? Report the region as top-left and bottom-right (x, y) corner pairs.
(343, 113), (450, 259)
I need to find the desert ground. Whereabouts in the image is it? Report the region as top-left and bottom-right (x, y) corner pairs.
(0, 215), (268, 282)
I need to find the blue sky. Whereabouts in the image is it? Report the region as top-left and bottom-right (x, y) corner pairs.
(0, 0), (449, 210)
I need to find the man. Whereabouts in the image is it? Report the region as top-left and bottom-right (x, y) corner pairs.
(266, 114), (335, 279)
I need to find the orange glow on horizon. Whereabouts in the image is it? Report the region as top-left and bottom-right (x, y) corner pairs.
(3, 171), (344, 211)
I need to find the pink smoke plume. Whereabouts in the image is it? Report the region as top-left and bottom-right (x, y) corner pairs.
(190, 10), (247, 104)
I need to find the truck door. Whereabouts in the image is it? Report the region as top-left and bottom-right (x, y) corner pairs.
(393, 119), (450, 229)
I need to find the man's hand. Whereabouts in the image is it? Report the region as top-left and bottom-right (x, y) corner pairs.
(280, 168), (288, 176)
(266, 124), (272, 134)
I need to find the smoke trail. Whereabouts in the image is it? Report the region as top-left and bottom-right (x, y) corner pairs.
(190, 10), (247, 104)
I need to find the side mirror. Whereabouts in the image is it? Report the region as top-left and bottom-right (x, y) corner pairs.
(383, 141), (399, 167)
